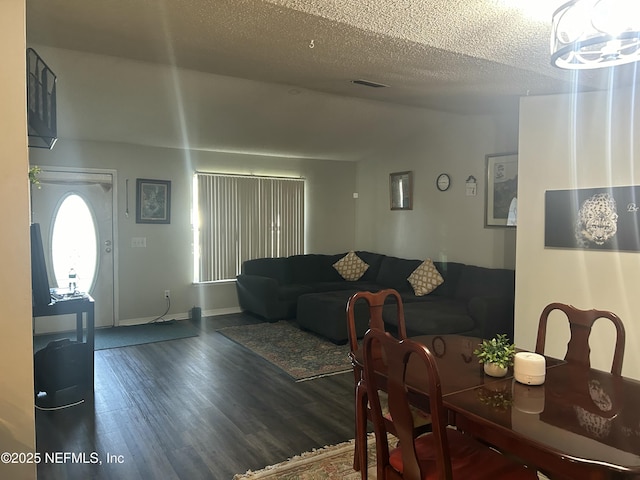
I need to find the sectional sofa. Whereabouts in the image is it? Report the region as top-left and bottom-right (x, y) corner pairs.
(235, 251), (515, 344)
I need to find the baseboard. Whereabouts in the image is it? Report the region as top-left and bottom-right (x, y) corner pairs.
(117, 307), (242, 327)
(117, 316), (188, 327)
(202, 307), (242, 317)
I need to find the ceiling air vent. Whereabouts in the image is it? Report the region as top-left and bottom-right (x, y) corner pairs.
(351, 79), (389, 88)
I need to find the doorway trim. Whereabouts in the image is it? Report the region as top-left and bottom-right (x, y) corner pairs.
(37, 165), (120, 327)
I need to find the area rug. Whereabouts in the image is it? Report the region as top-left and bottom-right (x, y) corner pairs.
(218, 320), (351, 382)
(33, 320), (199, 352)
(233, 434), (550, 480)
(233, 434), (380, 480)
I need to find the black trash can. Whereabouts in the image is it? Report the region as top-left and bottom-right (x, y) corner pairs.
(190, 306), (202, 327)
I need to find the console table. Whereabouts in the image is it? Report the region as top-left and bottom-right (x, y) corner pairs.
(33, 294), (95, 393)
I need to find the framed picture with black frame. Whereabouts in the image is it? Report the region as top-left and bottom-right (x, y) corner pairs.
(390, 171), (413, 210)
(485, 153), (518, 227)
(136, 178), (171, 224)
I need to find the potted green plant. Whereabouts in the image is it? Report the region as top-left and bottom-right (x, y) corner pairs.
(473, 334), (516, 377)
(29, 165), (42, 188)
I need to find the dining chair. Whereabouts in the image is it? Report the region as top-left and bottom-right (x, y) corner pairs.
(346, 289), (430, 479)
(362, 328), (538, 480)
(535, 302), (626, 375)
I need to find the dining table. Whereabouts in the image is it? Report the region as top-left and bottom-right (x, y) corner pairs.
(357, 334), (640, 480)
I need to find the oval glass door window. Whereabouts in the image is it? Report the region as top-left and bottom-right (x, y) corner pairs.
(51, 194), (98, 294)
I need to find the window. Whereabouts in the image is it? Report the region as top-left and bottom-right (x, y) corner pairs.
(51, 193), (98, 293)
(193, 173), (304, 282)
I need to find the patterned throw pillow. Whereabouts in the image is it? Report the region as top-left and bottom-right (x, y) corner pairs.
(407, 259), (444, 296)
(333, 251), (369, 281)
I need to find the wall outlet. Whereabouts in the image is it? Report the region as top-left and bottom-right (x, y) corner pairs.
(164, 290), (170, 299)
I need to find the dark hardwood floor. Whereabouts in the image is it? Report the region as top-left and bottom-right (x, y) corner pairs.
(35, 314), (356, 480)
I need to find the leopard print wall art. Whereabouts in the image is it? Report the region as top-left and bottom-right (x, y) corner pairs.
(575, 193), (619, 248)
(545, 185), (640, 251)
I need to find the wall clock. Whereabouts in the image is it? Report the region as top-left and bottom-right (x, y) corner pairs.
(436, 173), (451, 191)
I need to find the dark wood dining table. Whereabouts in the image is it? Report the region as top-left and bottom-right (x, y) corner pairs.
(358, 334), (640, 480)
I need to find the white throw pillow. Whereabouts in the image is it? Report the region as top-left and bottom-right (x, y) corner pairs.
(408, 259), (444, 296)
(333, 251), (369, 281)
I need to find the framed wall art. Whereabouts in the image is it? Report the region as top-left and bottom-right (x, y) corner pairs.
(136, 178), (171, 224)
(545, 185), (640, 251)
(390, 171), (413, 210)
(485, 153), (518, 227)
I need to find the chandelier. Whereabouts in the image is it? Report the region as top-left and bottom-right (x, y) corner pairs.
(551, 0), (640, 69)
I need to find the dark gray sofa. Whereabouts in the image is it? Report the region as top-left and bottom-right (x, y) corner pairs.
(235, 251), (515, 344)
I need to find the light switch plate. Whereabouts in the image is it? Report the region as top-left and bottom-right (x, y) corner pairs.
(132, 237), (147, 248)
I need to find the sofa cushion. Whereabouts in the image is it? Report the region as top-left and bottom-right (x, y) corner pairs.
(242, 257), (291, 284)
(354, 251), (386, 281)
(289, 254), (344, 283)
(384, 300), (475, 336)
(455, 265), (515, 301)
(376, 256), (422, 292)
(431, 261), (465, 297)
(278, 284), (314, 301)
(302, 281), (383, 293)
(296, 291), (371, 344)
(399, 292), (443, 304)
(407, 259), (444, 296)
(333, 251), (369, 281)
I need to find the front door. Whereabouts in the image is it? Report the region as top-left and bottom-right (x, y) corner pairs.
(31, 168), (117, 332)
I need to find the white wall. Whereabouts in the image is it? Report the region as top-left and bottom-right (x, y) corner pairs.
(30, 140), (357, 323)
(28, 45), (523, 326)
(26, 45), (438, 163)
(0, 1), (37, 478)
(516, 88), (640, 379)
(27, 46), (397, 323)
(355, 108), (519, 268)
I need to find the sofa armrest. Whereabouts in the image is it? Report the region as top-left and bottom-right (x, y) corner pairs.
(236, 274), (284, 320)
(467, 296), (514, 341)
(237, 274), (279, 296)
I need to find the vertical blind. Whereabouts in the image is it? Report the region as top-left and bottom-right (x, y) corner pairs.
(195, 173), (305, 282)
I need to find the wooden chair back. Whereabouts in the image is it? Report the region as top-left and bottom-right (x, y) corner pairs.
(346, 289), (409, 479)
(535, 302), (626, 375)
(363, 329), (450, 480)
(346, 289), (407, 357)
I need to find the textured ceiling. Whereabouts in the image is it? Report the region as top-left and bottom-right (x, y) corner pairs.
(24, 0), (640, 160)
(26, 0), (640, 115)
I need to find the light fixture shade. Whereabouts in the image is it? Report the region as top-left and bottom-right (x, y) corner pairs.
(551, 0), (640, 69)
